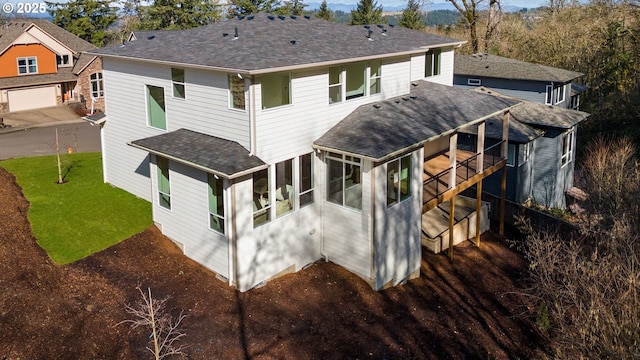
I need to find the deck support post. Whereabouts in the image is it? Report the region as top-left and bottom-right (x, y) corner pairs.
(448, 195), (455, 261)
(477, 121), (485, 173)
(475, 181), (482, 247)
(448, 133), (458, 189)
(500, 166), (506, 236)
(499, 110), (510, 236)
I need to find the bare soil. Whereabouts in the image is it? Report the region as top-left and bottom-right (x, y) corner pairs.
(0, 166), (546, 359)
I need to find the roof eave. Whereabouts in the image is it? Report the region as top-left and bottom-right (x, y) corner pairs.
(127, 142), (268, 179)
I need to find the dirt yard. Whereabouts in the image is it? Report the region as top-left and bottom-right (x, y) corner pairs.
(0, 166), (546, 359)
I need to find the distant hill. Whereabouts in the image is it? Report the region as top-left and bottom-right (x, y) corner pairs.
(306, 2), (525, 13)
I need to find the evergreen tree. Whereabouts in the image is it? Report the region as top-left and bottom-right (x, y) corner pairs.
(137, 0), (220, 30)
(398, 0), (424, 30)
(316, 0), (334, 21)
(46, 0), (117, 46)
(275, 0), (307, 15)
(228, 0), (281, 17)
(349, 0), (384, 25)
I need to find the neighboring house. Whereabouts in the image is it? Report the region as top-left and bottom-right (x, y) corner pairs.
(454, 55), (590, 208)
(90, 14), (519, 292)
(453, 54), (587, 110)
(458, 87), (589, 208)
(0, 19), (104, 114)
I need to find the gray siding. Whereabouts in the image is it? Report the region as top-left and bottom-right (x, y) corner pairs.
(454, 76), (548, 104)
(531, 129), (562, 207)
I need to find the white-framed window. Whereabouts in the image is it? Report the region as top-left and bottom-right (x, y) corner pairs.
(275, 158), (294, 218)
(171, 68), (185, 99)
(17, 57), (37, 74)
(425, 49), (441, 77)
(228, 74), (246, 110)
(261, 72), (291, 109)
(555, 85), (565, 104)
(90, 72), (104, 98)
(387, 154), (411, 207)
(345, 62), (366, 100)
(56, 54), (70, 66)
(561, 130), (574, 167)
(157, 156), (171, 210)
(507, 143), (517, 167)
(326, 152), (362, 211)
(518, 143), (531, 165)
(468, 78), (481, 86)
(299, 153), (314, 207)
(146, 85), (166, 130)
(329, 66), (342, 104)
(369, 59), (381, 95)
(208, 173), (225, 234)
(253, 168), (271, 227)
(546, 84), (565, 105)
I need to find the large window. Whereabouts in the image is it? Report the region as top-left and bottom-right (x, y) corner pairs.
(146, 85), (166, 130)
(329, 66), (342, 104)
(369, 59), (381, 95)
(253, 168), (271, 227)
(275, 159), (294, 218)
(56, 54), (70, 66)
(387, 154), (411, 207)
(261, 72), (291, 109)
(561, 130), (574, 166)
(90, 72), (104, 98)
(425, 49), (441, 77)
(299, 153), (314, 207)
(171, 68), (185, 99)
(326, 152), (362, 211)
(229, 74), (245, 110)
(17, 57), (37, 74)
(345, 62), (366, 100)
(208, 174), (225, 234)
(157, 156), (171, 210)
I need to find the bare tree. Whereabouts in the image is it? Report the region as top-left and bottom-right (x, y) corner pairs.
(119, 287), (188, 360)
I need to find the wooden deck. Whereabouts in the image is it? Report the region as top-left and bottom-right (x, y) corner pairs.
(422, 147), (505, 212)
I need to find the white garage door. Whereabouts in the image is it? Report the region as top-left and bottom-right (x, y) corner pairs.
(8, 86), (57, 112)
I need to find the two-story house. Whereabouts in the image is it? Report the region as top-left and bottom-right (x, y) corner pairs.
(0, 19), (104, 114)
(453, 54), (589, 208)
(91, 14), (519, 292)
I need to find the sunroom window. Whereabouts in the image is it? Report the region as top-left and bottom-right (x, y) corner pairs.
(253, 168), (271, 227)
(299, 153), (314, 207)
(261, 72), (291, 109)
(326, 152), (362, 211)
(275, 159), (294, 218)
(387, 154), (411, 207)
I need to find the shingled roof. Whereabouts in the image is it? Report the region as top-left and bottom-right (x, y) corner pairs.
(313, 81), (521, 161)
(92, 13), (464, 74)
(0, 19), (96, 55)
(129, 129), (266, 179)
(0, 67), (76, 89)
(455, 54), (583, 83)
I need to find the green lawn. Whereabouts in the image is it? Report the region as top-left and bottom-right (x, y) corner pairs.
(0, 152), (152, 264)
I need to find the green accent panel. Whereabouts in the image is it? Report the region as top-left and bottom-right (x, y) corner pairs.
(147, 85), (166, 129)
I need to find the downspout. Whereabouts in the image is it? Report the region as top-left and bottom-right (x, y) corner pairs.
(249, 76), (257, 156)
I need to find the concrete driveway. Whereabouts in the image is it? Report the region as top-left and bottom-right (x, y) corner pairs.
(1, 106), (84, 133)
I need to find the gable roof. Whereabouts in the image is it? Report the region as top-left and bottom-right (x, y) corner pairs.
(313, 81), (521, 161)
(455, 54), (583, 83)
(92, 13), (465, 74)
(129, 129), (266, 179)
(0, 19), (96, 56)
(72, 53), (98, 75)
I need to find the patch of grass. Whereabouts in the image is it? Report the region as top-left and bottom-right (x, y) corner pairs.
(0, 152), (151, 264)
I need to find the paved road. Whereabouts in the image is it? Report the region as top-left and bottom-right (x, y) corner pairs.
(0, 123), (101, 160)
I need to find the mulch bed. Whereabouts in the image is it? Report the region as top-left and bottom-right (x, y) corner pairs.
(0, 166), (546, 359)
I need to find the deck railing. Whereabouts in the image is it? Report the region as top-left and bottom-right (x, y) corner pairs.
(423, 141), (506, 203)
